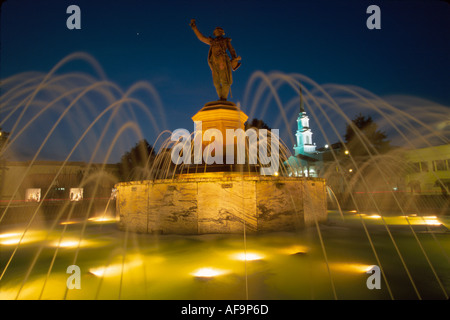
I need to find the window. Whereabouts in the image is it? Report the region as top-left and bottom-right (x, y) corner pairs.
(304, 134), (312, 145)
(70, 188), (83, 201)
(434, 160), (446, 171)
(25, 188), (41, 202)
(410, 162), (421, 173)
(408, 161), (429, 173)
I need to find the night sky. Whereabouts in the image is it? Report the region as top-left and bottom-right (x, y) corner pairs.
(1, 0), (449, 162)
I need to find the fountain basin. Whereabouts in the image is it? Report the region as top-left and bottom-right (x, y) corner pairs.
(115, 172), (327, 234)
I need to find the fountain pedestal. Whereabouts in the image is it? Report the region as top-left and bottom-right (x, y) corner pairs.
(192, 101), (248, 149)
(116, 173), (327, 234)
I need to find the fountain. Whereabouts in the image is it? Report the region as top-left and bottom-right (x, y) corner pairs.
(114, 100), (327, 234)
(0, 48), (449, 300)
(115, 21), (327, 234)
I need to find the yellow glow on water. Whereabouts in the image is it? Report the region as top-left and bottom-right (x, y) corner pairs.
(60, 221), (80, 225)
(89, 259), (143, 278)
(403, 215), (442, 226)
(190, 267), (229, 278)
(88, 216), (117, 223)
(89, 265), (122, 277)
(367, 215), (382, 219)
(0, 230), (44, 246)
(0, 277), (67, 300)
(51, 239), (88, 248)
(332, 263), (373, 273)
(424, 219), (441, 226)
(1, 238), (22, 245)
(423, 216), (440, 224)
(0, 232), (21, 238)
(0, 232), (23, 245)
(279, 245), (308, 255)
(231, 252), (264, 261)
(349, 210), (357, 213)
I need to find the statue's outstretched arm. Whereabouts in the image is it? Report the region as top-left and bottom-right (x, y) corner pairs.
(190, 19), (211, 45)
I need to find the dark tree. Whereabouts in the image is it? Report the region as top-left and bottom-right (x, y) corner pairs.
(119, 139), (156, 181)
(0, 127), (9, 152)
(243, 118), (288, 172)
(344, 113), (390, 156)
(244, 118), (271, 130)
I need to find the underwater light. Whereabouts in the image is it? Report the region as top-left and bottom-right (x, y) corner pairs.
(88, 216), (116, 222)
(52, 240), (82, 248)
(51, 238), (94, 248)
(191, 267), (228, 278)
(332, 263), (373, 273)
(89, 265), (122, 277)
(89, 259), (143, 278)
(232, 252), (264, 261)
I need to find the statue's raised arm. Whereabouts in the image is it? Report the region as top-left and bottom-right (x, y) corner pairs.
(190, 19), (211, 45)
(189, 19), (241, 101)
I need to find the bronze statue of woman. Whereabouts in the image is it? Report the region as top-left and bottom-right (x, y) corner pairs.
(190, 19), (241, 101)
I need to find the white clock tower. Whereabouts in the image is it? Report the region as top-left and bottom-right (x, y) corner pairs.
(294, 87), (316, 156)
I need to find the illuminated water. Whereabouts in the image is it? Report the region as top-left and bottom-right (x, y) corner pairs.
(1, 210), (448, 300)
(1, 53), (449, 300)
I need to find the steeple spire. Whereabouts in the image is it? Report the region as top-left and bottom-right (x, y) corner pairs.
(299, 85), (305, 114)
(293, 83), (316, 156)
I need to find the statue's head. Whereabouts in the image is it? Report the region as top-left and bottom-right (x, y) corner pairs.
(213, 27), (225, 37)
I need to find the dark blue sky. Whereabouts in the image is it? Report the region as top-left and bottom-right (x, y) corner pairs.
(1, 0), (449, 161)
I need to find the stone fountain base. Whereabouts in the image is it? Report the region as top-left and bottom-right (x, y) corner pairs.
(115, 172), (327, 234)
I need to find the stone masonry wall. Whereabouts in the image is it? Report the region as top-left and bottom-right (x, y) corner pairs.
(116, 174), (326, 234)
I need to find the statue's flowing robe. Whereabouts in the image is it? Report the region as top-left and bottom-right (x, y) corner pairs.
(207, 37), (237, 87)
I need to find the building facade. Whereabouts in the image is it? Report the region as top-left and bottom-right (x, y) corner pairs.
(0, 160), (120, 202)
(404, 144), (450, 195)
